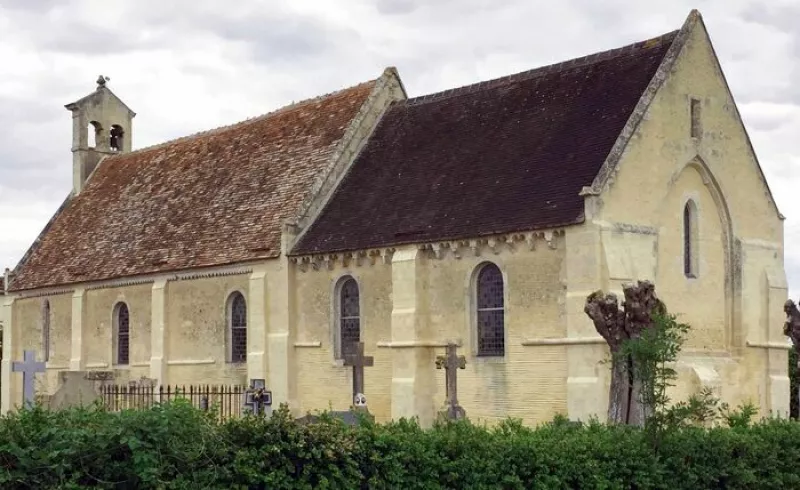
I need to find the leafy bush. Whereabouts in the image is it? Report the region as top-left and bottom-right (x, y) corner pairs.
(0, 401), (799, 489)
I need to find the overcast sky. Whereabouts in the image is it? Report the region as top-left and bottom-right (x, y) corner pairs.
(0, 0), (798, 297)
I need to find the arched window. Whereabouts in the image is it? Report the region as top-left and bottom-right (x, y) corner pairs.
(684, 200), (699, 277)
(88, 121), (102, 148)
(110, 124), (124, 151)
(227, 292), (247, 363)
(336, 276), (360, 359)
(113, 302), (129, 365)
(42, 299), (51, 362)
(475, 263), (505, 357)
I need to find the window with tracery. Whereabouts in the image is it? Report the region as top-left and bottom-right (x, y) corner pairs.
(42, 299), (51, 362)
(337, 277), (360, 359)
(476, 263), (505, 356)
(114, 302), (129, 365)
(228, 292), (247, 363)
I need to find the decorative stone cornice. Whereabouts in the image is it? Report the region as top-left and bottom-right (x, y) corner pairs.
(417, 229), (565, 260)
(12, 263), (258, 294)
(15, 288), (76, 300)
(172, 267), (253, 282)
(290, 248), (396, 272)
(87, 277), (155, 291)
(291, 229), (566, 271)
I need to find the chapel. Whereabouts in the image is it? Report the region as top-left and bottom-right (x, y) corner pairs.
(0, 10), (790, 425)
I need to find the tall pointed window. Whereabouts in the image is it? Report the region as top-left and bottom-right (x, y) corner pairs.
(227, 292), (247, 363)
(476, 263), (505, 356)
(336, 276), (360, 359)
(113, 302), (129, 365)
(42, 299), (51, 362)
(684, 200), (699, 277)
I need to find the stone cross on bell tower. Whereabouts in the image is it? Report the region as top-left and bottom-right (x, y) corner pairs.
(65, 75), (136, 195)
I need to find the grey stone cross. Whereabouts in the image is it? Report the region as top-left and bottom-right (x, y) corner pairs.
(343, 342), (373, 407)
(12, 350), (46, 409)
(242, 378), (272, 416)
(436, 342), (467, 420)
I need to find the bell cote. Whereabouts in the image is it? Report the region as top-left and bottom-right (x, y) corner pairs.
(65, 75), (136, 195)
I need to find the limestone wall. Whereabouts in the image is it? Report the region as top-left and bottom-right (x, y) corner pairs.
(85, 284), (151, 381)
(165, 274), (249, 385)
(7, 293), (73, 396)
(290, 235), (568, 426)
(422, 241), (567, 425)
(292, 262), (393, 421)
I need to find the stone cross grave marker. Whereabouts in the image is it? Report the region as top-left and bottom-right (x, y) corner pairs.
(12, 350), (46, 409)
(242, 378), (272, 416)
(343, 341), (373, 411)
(435, 342), (467, 420)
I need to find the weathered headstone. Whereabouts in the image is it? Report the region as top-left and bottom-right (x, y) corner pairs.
(242, 378), (272, 416)
(343, 341), (373, 411)
(436, 342), (467, 420)
(296, 401), (374, 426)
(49, 371), (103, 410)
(11, 350), (45, 409)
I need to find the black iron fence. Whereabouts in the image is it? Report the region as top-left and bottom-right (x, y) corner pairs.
(100, 384), (246, 421)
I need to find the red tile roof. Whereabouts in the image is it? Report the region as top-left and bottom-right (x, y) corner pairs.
(10, 80), (376, 291)
(292, 31), (678, 255)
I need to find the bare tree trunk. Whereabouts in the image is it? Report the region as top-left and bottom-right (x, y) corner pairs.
(585, 281), (665, 426)
(607, 355), (630, 424)
(585, 290), (629, 424)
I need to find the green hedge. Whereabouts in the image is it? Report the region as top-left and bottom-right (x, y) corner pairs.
(1, 402), (800, 489)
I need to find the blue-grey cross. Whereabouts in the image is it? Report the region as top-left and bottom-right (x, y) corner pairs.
(11, 350), (46, 409)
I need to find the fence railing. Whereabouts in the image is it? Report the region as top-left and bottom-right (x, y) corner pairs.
(100, 384), (246, 421)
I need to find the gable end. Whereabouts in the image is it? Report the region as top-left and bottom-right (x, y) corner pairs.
(589, 9), (783, 221)
(287, 67), (408, 252)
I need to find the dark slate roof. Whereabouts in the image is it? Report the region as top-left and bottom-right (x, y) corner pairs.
(10, 80), (376, 291)
(292, 31), (678, 255)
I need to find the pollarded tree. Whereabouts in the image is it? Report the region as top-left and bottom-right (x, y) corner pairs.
(584, 280), (666, 425)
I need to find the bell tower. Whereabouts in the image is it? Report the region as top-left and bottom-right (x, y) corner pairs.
(65, 75), (136, 195)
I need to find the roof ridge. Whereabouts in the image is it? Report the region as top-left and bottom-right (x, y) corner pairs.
(407, 29), (679, 107)
(107, 78), (378, 159)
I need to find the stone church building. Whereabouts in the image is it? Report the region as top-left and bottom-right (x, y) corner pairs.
(1, 11), (790, 425)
